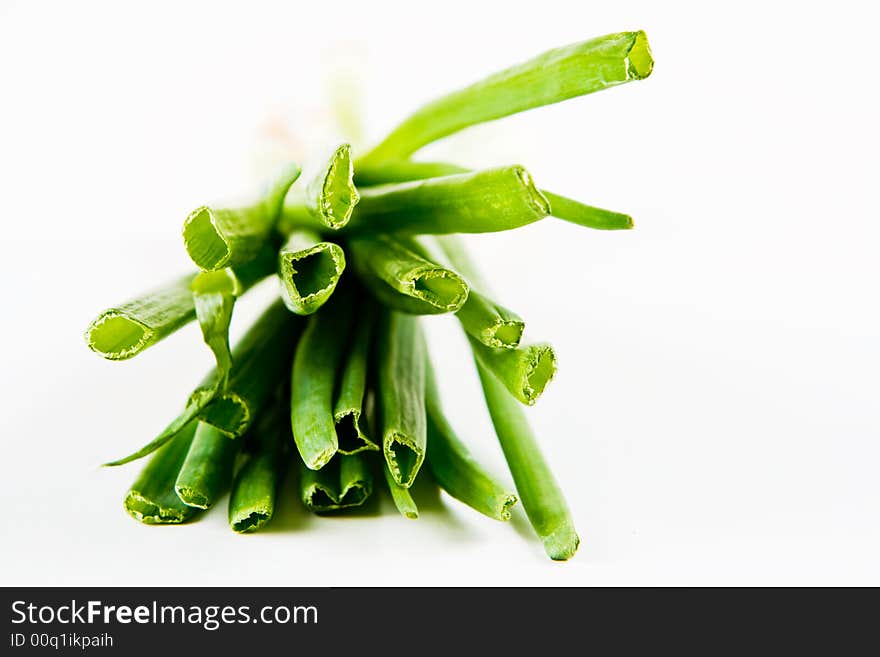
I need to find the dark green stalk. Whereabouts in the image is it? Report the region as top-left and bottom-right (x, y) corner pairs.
(348, 236), (468, 315)
(359, 31), (653, 166)
(174, 422), (239, 509)
(280, 143), (359, 230)
(278, 230), (346, 315)
(123, 421), (199, 524)
(424, 358), (517, 521)
(377, 311), (427, 487)
(183, 162), (300, 271)
(300, 454), (373, 513)
(228, 408), (288, 533)
(475, 360), (579, 561)
(333, 298), (380, 454)
(357, 160), (633, 230)
(383, 464), (419, 519)
(470, 337), (557, 406)
(290, 288), (353, 469)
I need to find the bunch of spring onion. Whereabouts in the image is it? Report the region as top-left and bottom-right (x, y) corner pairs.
(85, 31), (653, 561)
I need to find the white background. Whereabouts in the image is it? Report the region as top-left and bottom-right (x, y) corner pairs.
(1, 1), (878, 586)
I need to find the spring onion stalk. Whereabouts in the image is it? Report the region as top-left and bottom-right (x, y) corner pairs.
(383, 464), (419, 519)
(359, 30), (653, 166)
(192, 270), (238, 391)
(348, 236), (468, 315)
(183, 162), (301, 271)
(290, 288), (353, 469)
(196, 299), (300, 437)
(277, 230), (346, 315)
(85, 273), (196, 361)
(475, 360), (579, 561)
(412, 236), (524, 349)
(174, 422), (239, 509)
(280, 143), (359, 230)
(191, 242), (279, 386)
(357, 160), (633, 230)
(104, 299), (300, 467)
(300, 454), (373, 513)
(333, 298), (380, 455)
(307, 166), (550, 235)
(86, 243), (280, 363)
(228, 407), (288, 533)
(470, 337), (557, 406)
(424, 359), (517, 521)
(378, 311), (427, 487)
(123, 420), (199, 524)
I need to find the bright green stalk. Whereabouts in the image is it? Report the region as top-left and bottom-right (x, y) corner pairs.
(183, 162), (301, 271)
(195, 299), (300, 437)
(383, 464), (419, 519)
(470, 337), (557, 406)
(475, 360), (579, 561)
(280, 144), (359, 230)
(300, 454), (373, 513)
(333, 299), (380, 455)
(424, 359), (517, 521)
(540, 191), (633, 230)
(415, 236), (523, 349)
(123, 421), (199, 524)
(191, 242), (278, 386)
(348, 236), (468, 315)
(359, 31), (653, 166)
(290, 288), (353, 469)
(278, 230), (346, 315)
(377, 312), (427, 487)
(228, 408), (288, 533)
(307, 166), (550, 235)
(104, 299), (300, 466)
(85, 273), (195, 361)
(357, 160), (633, 231)
(85, 243), (279, 363)
(174, 422), (239, 509)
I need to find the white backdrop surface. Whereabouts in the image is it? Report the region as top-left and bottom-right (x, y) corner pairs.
(1, 1), (878, 585)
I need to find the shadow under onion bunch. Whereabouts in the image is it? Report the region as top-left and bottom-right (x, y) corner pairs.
(85, 30), (653, 561)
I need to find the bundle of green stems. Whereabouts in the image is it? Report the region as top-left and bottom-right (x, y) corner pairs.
(85, 31), (653, 561)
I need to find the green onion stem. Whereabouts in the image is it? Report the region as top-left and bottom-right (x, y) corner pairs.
(290, 287), (353, 469)
(174, 421), (240, 509)
(383, 463), (419, 519)
(424, 358), (517, 521)
(183, 162), (301, 271)
(359, 31), (652, 166)
(85, 273), (196, 361)
(357, 160), (633, 231)
(295, 166), (549, 235)
(123, 420), (200, 525)
(475, 360), (579, 561)
(415, 236), (524, 349)
(348, 236), (468, 315)
(277, 230), (346, 315)
(377, 311), (427, 487)
(280, 143), (359, 230)
(333, 297), (380, 455)
(300, 454), (373, 513)
(470, 337), (557, 406)
(195, 299), (301, 437)
(228, 407), (289, 533)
